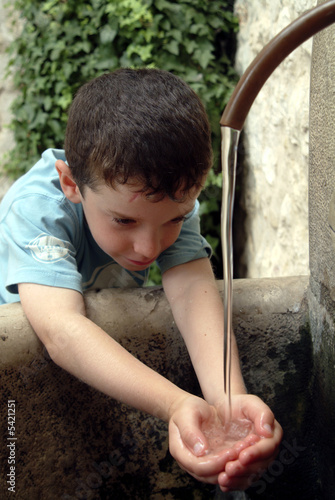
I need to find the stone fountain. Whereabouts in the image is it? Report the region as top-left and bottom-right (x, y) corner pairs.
(1, 1), (335, 498)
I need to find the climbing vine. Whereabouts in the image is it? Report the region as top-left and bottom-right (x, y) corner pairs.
(5, 0), (239, 279)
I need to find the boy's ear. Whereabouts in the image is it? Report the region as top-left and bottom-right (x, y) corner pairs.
(55, 160), (82, 204)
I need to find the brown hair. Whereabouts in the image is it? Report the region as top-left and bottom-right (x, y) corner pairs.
(65, 68), (212, 199)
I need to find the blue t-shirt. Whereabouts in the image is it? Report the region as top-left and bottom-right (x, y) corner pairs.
(0, 149), (211, 304)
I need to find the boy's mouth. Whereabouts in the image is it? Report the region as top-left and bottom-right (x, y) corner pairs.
(126, 257), (156, 267)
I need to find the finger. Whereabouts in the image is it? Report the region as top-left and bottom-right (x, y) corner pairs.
(238, 396), (277, 438)
(238, 423), (283, 466)
(175, 414), (211, 457)
(224, 456), (268, 478)
(169, 399), (214, 457)
(218, 469), (264, 492)
(178, 439), (239, 477)
(186, 449), (239, 481)
(170, 420), (240, 479)
(219, 459), (267, 491)
(232, 432), (261, 452)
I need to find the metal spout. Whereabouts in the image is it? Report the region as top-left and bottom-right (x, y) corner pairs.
(220, 0), (335, 131)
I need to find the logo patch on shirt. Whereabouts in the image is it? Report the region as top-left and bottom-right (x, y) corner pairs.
(26, 233), (71, 263)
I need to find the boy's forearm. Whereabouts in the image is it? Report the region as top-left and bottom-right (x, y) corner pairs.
(50, 314), (189, 420)
(19, 283), (188, 422)
(174, 281), (247, 404)
(163, 259), (246, 406)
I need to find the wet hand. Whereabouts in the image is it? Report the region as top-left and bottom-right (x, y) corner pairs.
(168, 395), (242, 483)
(213, 394), (283, 492)
(168, 394), (282, 488)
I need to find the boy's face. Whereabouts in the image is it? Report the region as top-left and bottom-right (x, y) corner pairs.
(78, 180), (202, 271)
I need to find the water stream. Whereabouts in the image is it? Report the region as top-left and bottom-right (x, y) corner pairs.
(201, 128), (258, 453)
(221, 126), (240, 421)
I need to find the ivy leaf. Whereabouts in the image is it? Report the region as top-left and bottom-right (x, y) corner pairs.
(169, 28), (182, 43)
(44, 96), (52, 111)
(184, 39), (198, 54)
(194, 39), (214, 69)
(100, 22), (118, 44)
(165, 39), (179, 56)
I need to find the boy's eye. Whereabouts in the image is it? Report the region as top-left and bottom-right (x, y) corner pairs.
(112, 217), (136, 226)
(171, 216), (188, 224)
(112, 215), (189, 226)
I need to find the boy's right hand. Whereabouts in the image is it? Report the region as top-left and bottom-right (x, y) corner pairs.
(168, 395), (243, 484)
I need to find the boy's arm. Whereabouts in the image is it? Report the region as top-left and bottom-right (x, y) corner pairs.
(18, 282), (190, 421)
(162, 257), (246, 405)
(162, 258), (283, 491)
(18, 282), (247, 483)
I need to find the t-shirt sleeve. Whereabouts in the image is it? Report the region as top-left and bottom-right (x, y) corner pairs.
(1, 195), (83, 298)
(156, 200), (212, 274)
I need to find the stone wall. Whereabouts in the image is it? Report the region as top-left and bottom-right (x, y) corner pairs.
(0, 278), (315, 499)
(309, 9), (335, 496)
(234, 0), (314, 278)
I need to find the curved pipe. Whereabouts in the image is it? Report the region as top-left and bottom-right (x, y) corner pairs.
(220, 0), (335, 131)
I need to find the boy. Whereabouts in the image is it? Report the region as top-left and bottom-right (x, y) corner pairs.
(0, 69), (282, 491)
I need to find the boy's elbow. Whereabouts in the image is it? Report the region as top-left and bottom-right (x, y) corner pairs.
(18, 283), (86, 359)
(36, 311), (85, 368)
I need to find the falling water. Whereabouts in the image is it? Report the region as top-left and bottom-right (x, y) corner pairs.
(201, 127), (256, 451)
(221, 126), (240, 420)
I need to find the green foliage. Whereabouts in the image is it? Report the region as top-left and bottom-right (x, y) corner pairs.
(5, 0), (238, 280)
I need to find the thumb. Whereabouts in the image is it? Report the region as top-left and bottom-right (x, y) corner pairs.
(240, 395), (275, 438)
(169, 398), (212, 457)
(178, 413), (210, 457)
(183, 428), (208, 457)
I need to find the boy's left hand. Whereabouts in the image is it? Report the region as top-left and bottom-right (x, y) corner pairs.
(215, 394), (283, 492)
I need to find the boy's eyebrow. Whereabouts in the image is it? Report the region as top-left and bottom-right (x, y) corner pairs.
(106, 210), (137, 220)
(105, 206), (195, 221)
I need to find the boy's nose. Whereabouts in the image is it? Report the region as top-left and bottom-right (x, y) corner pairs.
(133, 232), (160, 261)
